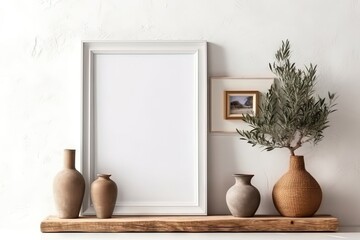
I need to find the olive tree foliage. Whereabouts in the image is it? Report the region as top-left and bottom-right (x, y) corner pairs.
(237, 40), (337, 156)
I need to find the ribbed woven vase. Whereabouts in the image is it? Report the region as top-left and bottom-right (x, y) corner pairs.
(272, 155), (322, 217)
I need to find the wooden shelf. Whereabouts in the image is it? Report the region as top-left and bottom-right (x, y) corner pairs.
(41, 215), (338, 233)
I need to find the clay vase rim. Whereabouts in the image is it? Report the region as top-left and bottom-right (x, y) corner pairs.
(233, 173), (254, 177)
(97, 173), (111, 178)
(64, 148), (76, 152)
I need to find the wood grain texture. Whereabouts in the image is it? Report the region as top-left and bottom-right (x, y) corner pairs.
(40, 215), (339, 233)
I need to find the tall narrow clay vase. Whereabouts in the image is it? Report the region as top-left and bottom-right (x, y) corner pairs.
(53, 149), (85, 219)
(226, 174), (261, 217)
(272, 155), (322, 217)
(91, 174), (118, 218)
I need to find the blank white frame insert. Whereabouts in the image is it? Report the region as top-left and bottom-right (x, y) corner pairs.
(82, 41), (207, 215)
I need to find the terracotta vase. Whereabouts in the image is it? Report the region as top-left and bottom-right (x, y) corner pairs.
(272, 155), (322, 217)
(226, 174), (261, 217)
(91, 174), (118, 218)
(53, 149), (85, 219)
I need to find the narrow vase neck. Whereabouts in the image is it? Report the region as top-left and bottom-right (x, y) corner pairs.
(63, 149), (76, 169)
(234, 174), (253, 185)
(289, 155), (305, 171)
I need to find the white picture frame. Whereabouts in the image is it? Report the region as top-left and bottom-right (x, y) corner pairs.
(81, 41), (207, 215)
(210, 77), (274, 133)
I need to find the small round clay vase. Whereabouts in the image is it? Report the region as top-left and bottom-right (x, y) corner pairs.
(53, 149), (85, 219)
(226, 174), (261, 217)
(272, 155), (322, 217)
(91, 174), (118, 218)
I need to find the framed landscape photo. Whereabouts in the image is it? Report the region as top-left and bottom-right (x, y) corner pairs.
(225, 91), (259, 119)
(81, 41), (207, 215)
(210, 77), (274, 133)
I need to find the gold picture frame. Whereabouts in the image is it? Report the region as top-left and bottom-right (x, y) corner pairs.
(224, 91), (259, 119)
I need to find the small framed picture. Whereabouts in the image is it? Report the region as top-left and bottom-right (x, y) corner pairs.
(210, 77), (273, 133)
(224, 91), (259, 119)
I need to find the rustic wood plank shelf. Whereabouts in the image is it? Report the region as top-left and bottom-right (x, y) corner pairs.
(41, 215), (338, 233)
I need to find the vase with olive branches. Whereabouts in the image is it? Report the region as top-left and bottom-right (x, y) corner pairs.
(237, 40), (337, 217)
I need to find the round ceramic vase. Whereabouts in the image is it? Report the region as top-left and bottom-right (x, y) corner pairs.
(53, 149), (85, 219)
(226, 174), (261, 217)
(272, 155), (322, 217)
(91, 174), (118, 218)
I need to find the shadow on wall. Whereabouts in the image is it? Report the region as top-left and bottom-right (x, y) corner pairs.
(207, 135), (280, 215)
(206, 41), (279, 214)
(207, 136), (239, 215)
(207, 42), (229, 77)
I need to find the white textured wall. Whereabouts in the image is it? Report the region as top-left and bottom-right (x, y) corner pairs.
(1, 0), (360, 238)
